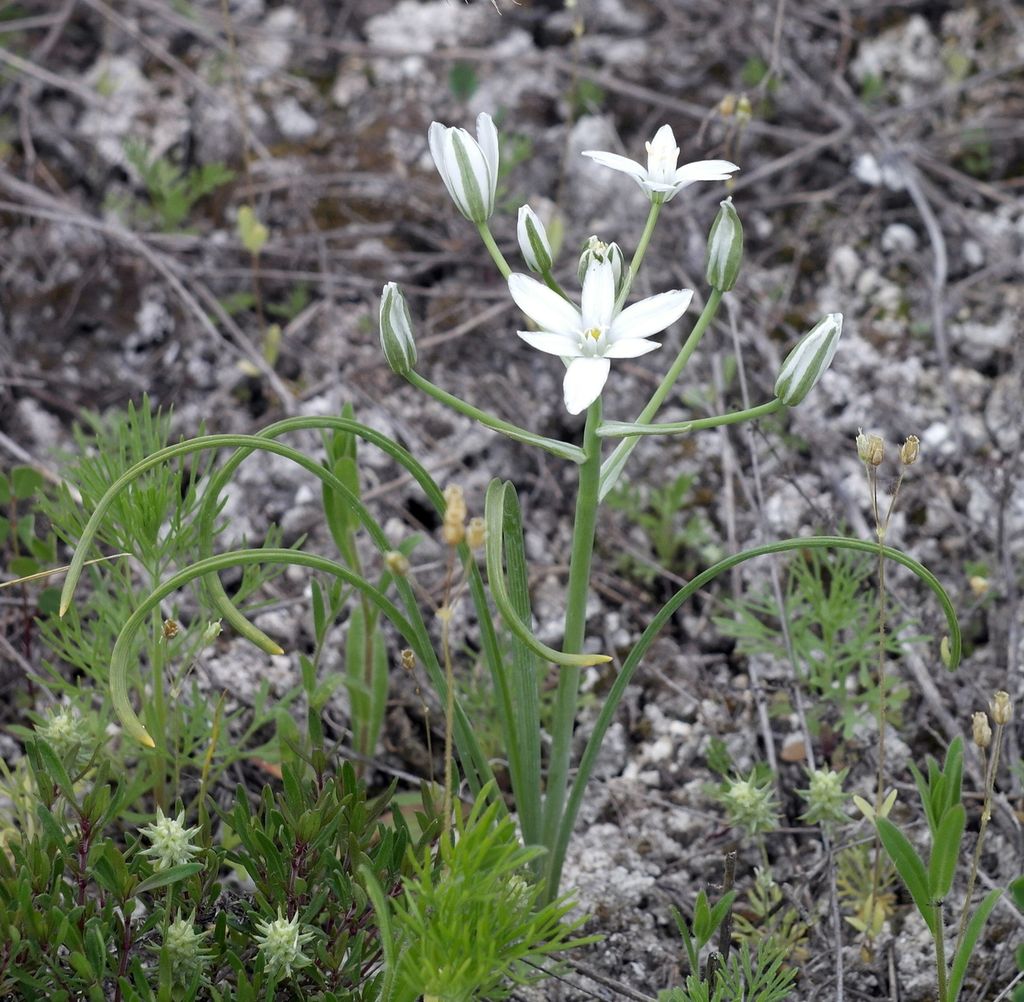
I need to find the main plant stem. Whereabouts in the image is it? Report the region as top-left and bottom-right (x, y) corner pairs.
(541, 399), (602, 900)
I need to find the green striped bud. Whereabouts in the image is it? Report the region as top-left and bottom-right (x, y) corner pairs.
(379, 282), (417, 375)
(517, 204), (554, 273)
(705, 197), (743, 292)
(774, 313), (843, 406)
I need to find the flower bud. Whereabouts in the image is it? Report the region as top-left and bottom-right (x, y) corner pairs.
(705, 197), (743, 292)
(517, 205), (554, 274)
(466, 516), (486, 550)
(442, 484), (466, 546)
(385, 550), (410, 577)
(991, 690), (1012, 726)
(773, 313), (843, 406)
(379, 282), (417, 375)
(971, 711), (992, 749)
(162, 618), (179, 640)
(254, 908), (315, 978)
(856, 430), (885, 467)
(577, 235), (627, 300)
(899, 435), (920, 466)
(140, 808), (201, 871)
(400, 648), (416, 671)
(427, 113), (499, 223)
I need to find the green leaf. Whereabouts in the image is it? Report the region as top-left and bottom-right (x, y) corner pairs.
(11, 465), (43, 500)
(0, 473), (9, 504)
(1010, 874), (1024, 911)
(928, 803), (965, 900)
(134, 862), (203, 895)
(31, 738), (77, 802)
(237, 205), (269, 255)
(876, 817), (936, 935)
(949, 888), (1002, 1001)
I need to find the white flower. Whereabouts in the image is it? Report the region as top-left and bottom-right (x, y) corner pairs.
(582, 124), (739, 204)
(509, 260), (692, 415)
(140, 807), (201, 870)
(516, 205), (553, 273)
(427, 112), (499, 223)
(255, 908), (315, 978)
(774, 313), (843, 406)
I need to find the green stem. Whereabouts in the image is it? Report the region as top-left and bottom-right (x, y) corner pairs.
(618, 202), (662, 310)
(600, 288), (725, 498)
(935, 902), (948, 1002)
(598, 399), (784, 438)
(405, 371), (585, 463)
(541, 399), (602, 900)
(541, 269), (569, 299)
(477, 222), (511, 279)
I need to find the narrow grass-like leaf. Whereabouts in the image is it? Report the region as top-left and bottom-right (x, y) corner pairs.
(134, 863), (203, 895)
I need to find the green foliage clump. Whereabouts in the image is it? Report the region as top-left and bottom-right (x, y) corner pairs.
(714, 548), (915, 738)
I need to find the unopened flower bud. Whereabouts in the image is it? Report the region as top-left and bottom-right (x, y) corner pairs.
(400, 648), (416, 671)
(140, 808), (201, 871)
(899, 435), (920, 466)
(254, 908), (315, 978)
(773, 313), (843, 406)
(201, 620), (222, 646)
(705, 197), (743, 292)
(442, 484), (467, 546)
(940, 635), (953, 669)
(972, 711), (992, 749)
(162, 618), (179, 640)
(578, 235), (627, 299)
(428, 113), (498, 223)
(856, 430), (885, 467)
(466, 516), (486, 550)
(991, 690), (1012, 726)
(517, 205), (554, 274)
(385, 550), (410, 577)
(379, 282), (417, 376)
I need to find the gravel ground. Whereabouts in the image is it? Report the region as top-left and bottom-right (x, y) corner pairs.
(2, 1), (1024, 998)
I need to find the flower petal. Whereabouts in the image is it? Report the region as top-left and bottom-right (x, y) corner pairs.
(611, 289), (693, 340)
(603, 338), (662, 358)
(672, 159), (740, 183)
(517, 330), (581, 357)
(563, 356), (610, 415)
(580, 150), (648, 181)
(508, 274), (580, 337)
(428, 123), (459, 201)
(476, 112), (499, 195)
(581, 259), (616, 330)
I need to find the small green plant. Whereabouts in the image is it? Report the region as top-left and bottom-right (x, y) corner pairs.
(732, 868), (809, 963)
(368, 785), (590, 1002)
(123, 140), (235, 231)
(667, 884), (738, 984)
(606, 472), (719, 585)
(715, 547), (914, 738)
(871, 736), (1003, 1002)
(659, 940), (796, 1002)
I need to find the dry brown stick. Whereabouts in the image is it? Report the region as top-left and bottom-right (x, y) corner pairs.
(0, 172), (296, 412)
(0, 41), (101, 106)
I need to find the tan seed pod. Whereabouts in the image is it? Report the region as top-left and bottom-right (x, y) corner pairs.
(971, 711), (992, 749)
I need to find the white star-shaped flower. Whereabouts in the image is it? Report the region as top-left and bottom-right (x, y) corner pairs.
(583, 124), (739, 204)
(509, 259), (693, 415)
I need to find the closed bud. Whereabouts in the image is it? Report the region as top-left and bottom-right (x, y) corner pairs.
(379, 282), (417, 375)
(385, 550), (410, 577)
(899, 435), (920, 466)
(427, 113), (499, 223)
(971, 711), (992, 749)
(162, 618), (179, 640)
(578, 235), (627, 300)
(400, 648), (416, 671)
(517, 205), (554, 274)
(466, 516), (486, 550)
(773, 313), (843, 406)
(991, 690), (1012, 726)
(705, 197), (743, 291)
(856, 430), (885, 467)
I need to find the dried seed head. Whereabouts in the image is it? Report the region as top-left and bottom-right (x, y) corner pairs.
(856, 430), (885, 467)
(400, 648), (416, 671)
(466, 516), (486, 550)
(990, 690), (1013, 726)
(971, 711), (992, 750)
(163, 619), (179, 640)
(899, 435), (920, 466)
(442, 484), (467, 546)
(385, 550), (410, 577)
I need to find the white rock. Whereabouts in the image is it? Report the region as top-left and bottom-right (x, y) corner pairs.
(273, 96), (318, 140)
(881, 223), (918, 254)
